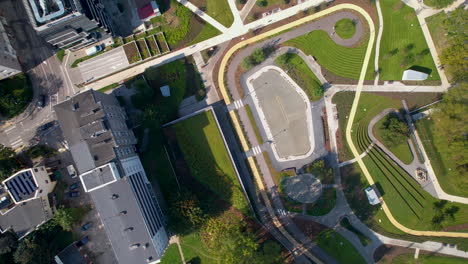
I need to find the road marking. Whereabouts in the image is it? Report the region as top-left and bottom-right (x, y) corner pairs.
(4, 125), (16, 133)
(10, 138), (23, 148)
(276, 96), (289, 124)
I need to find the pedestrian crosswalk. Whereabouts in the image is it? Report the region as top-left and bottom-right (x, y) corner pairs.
(9, 136), (23, 149)
(232, 99), (244, 110)
(250, 145), (262, 156)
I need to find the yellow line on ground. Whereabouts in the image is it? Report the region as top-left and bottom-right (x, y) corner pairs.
(218, 4), (468, 239)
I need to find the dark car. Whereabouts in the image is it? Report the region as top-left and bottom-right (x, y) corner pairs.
(67, 191), (80, 198)
(76, 236), (89, 247)
(36, 95), (46, 108)
(69, 182), (80, 191)
(81, 222), (92, 231)
(37, 121), (56, 132)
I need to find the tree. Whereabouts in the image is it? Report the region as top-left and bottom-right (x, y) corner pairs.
(25, 145), (58, 159)
(380, 114), (409, 147)
(13, 235), (51, 264)
(0, 231), (17, 255)
(432, 83), (468, 174)
(0, 144), (15, 160)
(53, 207), (86, 231)
(424, 0), (454, 9)
(440, 7), (467, 82)
(169, 190), (205, 231)
(256, 0), (268, 7)
(241, 57), (254, 70)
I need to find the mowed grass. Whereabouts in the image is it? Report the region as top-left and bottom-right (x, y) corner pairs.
(180, 233), (219, 264)
(206, 0), (234, 27)
(333, 92), (401, 161)
(379, 0), (439, 81)
(391, 253), (467, 264)
(160, 244), (183, 264)
(356, 117), (468, 230)
(416, 117), (468, 197)
(275, 53), (323, 101)
(173, 110), (249, 213)
(334, 91), (468, 230)
(189, 23), (221, 45)
(314, 229), (366, 264)
(285, 30), (375, 80)
(374, 114), (414, 165)
(335, 18), (356, 39)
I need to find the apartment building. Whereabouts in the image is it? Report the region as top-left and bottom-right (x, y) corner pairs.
(0, 16), (22, 80)
(54, 90), (168, 263)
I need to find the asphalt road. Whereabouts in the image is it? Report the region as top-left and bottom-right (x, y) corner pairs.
(78, 47), (130, 83)
(0, 0), (75, 151)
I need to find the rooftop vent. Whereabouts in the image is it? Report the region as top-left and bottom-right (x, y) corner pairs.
(73, 103), (80, 110)
(118, 210), (127, 216)
(124, 227), (134, 232)
(111, 194), (119, 200)
(146, 256), (153, 262)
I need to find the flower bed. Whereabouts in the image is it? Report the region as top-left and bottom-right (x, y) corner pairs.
(136, 39), (151, 60)
(123, 42), (141, 64)
(146, 36), (161, 56)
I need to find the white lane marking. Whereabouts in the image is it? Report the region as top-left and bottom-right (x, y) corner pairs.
(4, 125), (16, 133)
(10, 138), (23, 147)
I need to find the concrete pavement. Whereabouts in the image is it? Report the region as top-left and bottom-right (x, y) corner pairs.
(78, 47), (129, 83)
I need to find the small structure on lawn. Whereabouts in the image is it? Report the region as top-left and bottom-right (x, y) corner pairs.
(402, 69), (429, 81)
(160, 85), (170, 97)
(415, 167), (427, 182)
(365, 186), (380, 205)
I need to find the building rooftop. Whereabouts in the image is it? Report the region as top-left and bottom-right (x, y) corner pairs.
(89, 178), (160, 264)
(402, 69), (429, 81)
(0, 198), (52, 238)
(54, 90), (117, 174)
(54, 243), (90, 264)
(80, 163), (120, 192)
(3, 170), (37, 203)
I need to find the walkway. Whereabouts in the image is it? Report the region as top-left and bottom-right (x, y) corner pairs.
(176, 0), (228, 32)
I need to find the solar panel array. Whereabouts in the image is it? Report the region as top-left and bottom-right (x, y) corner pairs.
(5, 171), (38, 202)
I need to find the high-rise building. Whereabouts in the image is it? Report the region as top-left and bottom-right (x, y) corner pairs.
(54, 90), (169, 263)
(0, 16), (22, 80)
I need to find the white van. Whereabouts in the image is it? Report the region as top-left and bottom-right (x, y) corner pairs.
(85, 45), (103, 56)
(67, 164), (77, 178)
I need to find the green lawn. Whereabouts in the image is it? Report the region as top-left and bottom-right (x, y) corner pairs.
(374, 114), (414, 164)
(180, 233), (219, 264)
(206, 0), (234, 28)
(333, 92), (402, 161)
(285, 30), (375, 80)
(379, 0), (439, 81)
(0, 73), (33, 118)
(173, 110), (249, 213)
(189, 23), (221, 45)
(423, 0), (454, 9)
(160, 244), (183, 264)
(333, 91), (468, 231)
(314, 229), (366, 264)
(416, 117), (467, 196)
(391, 253), (467, 264)
(306, 188), (336, 216)
(151, 1), (221, 49)
(335, 18), (356, 39)
(56, 49), (65, 62)
(275, 53), (323, 101)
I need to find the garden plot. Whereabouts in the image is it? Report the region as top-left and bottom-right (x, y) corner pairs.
(123, 42), (142, 64)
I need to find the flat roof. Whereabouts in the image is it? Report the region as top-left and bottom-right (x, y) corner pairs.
(80, 163), (119, 192)
(89, 178), (159, 264)
(3, 170), (37, 203)
(0, 198), (50, 238)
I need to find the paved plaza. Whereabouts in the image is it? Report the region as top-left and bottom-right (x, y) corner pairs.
(248, 66), (314, 160)
(282, 174), (322, 203)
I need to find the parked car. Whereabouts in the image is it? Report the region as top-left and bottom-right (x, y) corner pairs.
(69, 182), (80, 191)
(76, 236), (89, 247)
(67, 191), (80, 198)
(36, 95), (46, 108)
(81, 222), (92, 231)
(67, 165), (77, 178)
(85, 45), (103, 56)
(37, 121), (56, 132)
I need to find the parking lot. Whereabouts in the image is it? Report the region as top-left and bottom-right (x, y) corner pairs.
(248, 66), (314, 160)
(78, 47), (129, 83)
(50, 151), (116, 263)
